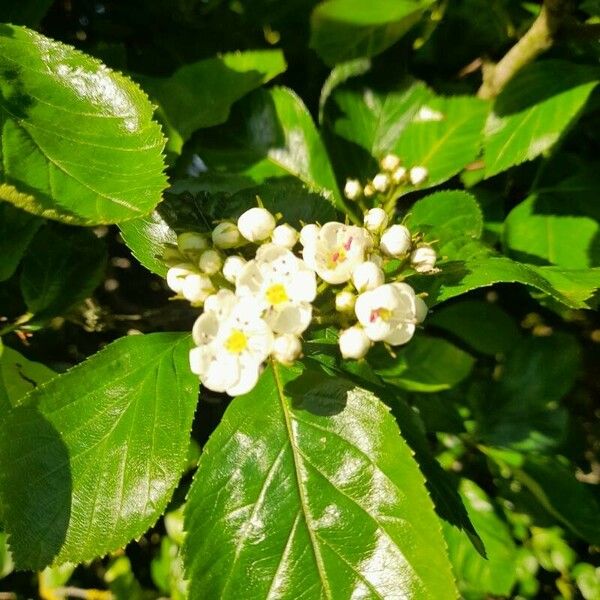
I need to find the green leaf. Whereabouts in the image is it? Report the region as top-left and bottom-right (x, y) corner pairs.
(310, 0), (435, 66)
(484, 449), (600, 546)
(371, 335), (475, 393)
(443, 479), (517, 598)
(504, 167), (600, 268)
(0, 345), (56, 409)
(0, 24), (167, 225)
(140, 50), (286, 152)
(573, 563), (600, 600)
(331, 83), (488, 189)
(0, 202), (41, 282)
(429, 300), (521, 356)
(185, 87), (343, 211)
(484, 61), (598, 177)
(0, 530), (13, 579)
(184, 362), (457, 599)
(0, 333), (199, 569)
(20, 224), (107, 323)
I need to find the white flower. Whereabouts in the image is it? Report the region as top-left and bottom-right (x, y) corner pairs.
(302, 222), (371, 284)
(237, 244), (316, 335)
(344, 179), (362, 200)
(237, 207), (276, 242)
(339, 326), (371, 359)
(411, 245), (437, 273)
(380, 224), (411, 257)
(166, 263), (196, 294)
(364, 207), (388, 233)
(190, 295), (272, 396)
(409, 166), (428, 185)
(352, 261), (384, 292)
(222, 255), (247, 283)
(415, 295), (428, 323)
(380, 154), (401, 172)
(198, 249), (222, 275)
(363, 183), (375, 198)
(300, 223), (320, 247)
(335, 290), (356, 312)
(272, 224), (299, 249)
(372, 173), (390, 193)
(392, 166), (407, 184)
(177, 232), (208, 257)
(212, 222), (243, 249)
(181, 273), (214, 305)
(355, 282), (418, 345)
(272, 334), (302, 365)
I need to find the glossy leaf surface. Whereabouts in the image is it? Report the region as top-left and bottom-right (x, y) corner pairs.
(0, 333), (198, 569)
(184, 362), (457, 599)
(0, 25), (167, 225)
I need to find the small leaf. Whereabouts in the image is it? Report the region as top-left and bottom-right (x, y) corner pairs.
(484, 61), (598, 177)
(0, 25), (167, 225)
(443, 479), (518, 598)
(140, 50), (286, 152)
(20, 224), (107, 323)
(0, 202), (41, 282)
(0, 333), (199, 569)
(310, 0), (435, 65)
(184, 362), (457, 599)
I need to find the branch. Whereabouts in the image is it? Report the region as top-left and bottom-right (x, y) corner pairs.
(478, 0), (572, 99)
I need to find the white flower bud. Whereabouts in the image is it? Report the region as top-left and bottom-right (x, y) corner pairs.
(335, 290), (356, 312)
(272, 224), (299, 249)
(163, 245), (183, 266)
(212, 222), (243, 249)
(300, 223), (320, 246)
(198, 249), (222, 275)
(166, 263), (196, 294)
(380, 154), (401, 172)
(177, 232), (208, 257)
(363, 183), (375, 198)
(415, 296), (428, 323)
(368, 252), (383, 267)
(372, 173), (390, 193)
(380, 224), (412, 257)
(364, 207), (389, 233)
(344, 179), (362, 200)
(339, 326), (371, 360)
(409, 166), (428, 185)
(352, 261), (385, 292)
(411, 245), (437, 273)
(181, 273), (214, 305)
(237, 207), (276, 242)
(272, 334), (302, 365)
(392, 166), (407, 184)
(222, 255), (246, 283)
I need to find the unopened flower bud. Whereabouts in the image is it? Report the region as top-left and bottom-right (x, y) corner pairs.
(272, 224), (299, 249)
(363, 182), (376, 198)
(344, 179), (362, 201)
(411, 245), (437, 273)
(352, 261), (385, 292)
(335, 290), (356, 312)
(380, 224), (412, 257)
(415, 296), (428, 323)
(380, 154), (401, 172)
(339, 326), (371, 359)
(177, 232), (208, 257)
(392, 166), (407, 184)
(163, 245), (183, 266)
(198, 249), (222, 275)
(409, 166), (428, 185)
(166, 263), (196, 294)
(181, 273), (214, 305)
(212, 222), (243, 249)
(372, 173), (390, 193)
(237, 207), (276, 242)
(300, 223), (320, 246)
(222, 255), (246, 283)
(272, 334), (302, 365)
(364, 207), (389, 233)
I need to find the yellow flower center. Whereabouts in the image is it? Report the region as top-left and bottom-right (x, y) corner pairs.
(265, 283), (289, 306)
(224, 329), (248, 354)
(370, 307), (392, 323)
(327, 248), (347, 268)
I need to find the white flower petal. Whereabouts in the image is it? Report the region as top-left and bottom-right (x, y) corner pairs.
(192, 312), (219, 345)
(226, 360), (260, 396)
(286, 266), (317, 303)
(268, 303), (312, 335)
(384, 322), (416, 346)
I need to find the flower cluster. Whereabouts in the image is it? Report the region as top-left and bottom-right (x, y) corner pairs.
(164, 165), (438, 396)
